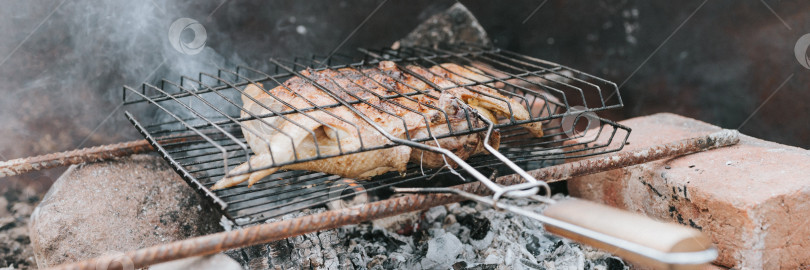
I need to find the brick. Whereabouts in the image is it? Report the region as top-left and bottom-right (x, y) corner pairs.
(566, 113), (810, 269)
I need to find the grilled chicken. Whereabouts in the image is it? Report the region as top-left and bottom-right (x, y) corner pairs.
(211, 61), (542, 190)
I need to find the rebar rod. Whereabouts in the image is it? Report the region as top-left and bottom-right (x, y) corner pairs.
(45, 130), (739, 270)
(0, 140), (153, 178)
(498, 129), (741, 185)
(0, 134), (208, 179)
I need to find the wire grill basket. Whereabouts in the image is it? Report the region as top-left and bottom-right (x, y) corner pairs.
(123, 45), (629, 226)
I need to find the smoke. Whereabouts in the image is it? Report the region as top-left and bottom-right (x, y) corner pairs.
(0, 0), (444, 192)
(0, 1), (241, 191)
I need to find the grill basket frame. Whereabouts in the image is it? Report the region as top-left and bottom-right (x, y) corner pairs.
(123, 45), (630, 226)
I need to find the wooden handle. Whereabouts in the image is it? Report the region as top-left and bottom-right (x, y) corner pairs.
(543, 198), (715, 269)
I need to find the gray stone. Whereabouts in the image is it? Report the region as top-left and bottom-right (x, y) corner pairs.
(150, 253), (242, 270)
(396, 3), (491, 49)
(29, 155), (222, 268)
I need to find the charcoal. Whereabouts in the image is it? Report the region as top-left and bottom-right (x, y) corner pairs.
(457, 214), (490, 240)
(525, 234), (555, 257)
(232, 196), (627, 270)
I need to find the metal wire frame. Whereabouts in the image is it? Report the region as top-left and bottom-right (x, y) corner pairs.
(123, 45), (629, 225)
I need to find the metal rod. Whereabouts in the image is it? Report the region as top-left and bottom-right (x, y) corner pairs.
(45, 130), (739, 270)
(0, 133), (215, 179)
(495, 129), (740, 194)
(0, 140), (154, 178)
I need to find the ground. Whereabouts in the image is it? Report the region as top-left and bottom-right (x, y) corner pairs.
(0, 185), (39, 269)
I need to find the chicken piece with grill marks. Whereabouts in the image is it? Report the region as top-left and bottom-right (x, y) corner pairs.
(419, 63), (544, 137)
(211, 61), (539, 190)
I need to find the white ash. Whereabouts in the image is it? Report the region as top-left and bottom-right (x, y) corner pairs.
(421, 232), (463, 269)
(233, 195), (627, 270)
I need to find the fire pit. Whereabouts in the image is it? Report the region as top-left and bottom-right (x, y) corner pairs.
(91, 34), (725, 268)
(10, 2), (807, 269)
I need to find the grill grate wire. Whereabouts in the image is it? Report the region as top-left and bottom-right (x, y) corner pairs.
(123, 45), (629, 226)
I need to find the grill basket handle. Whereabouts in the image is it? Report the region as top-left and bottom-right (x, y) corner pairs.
(542, 198), (717, 269)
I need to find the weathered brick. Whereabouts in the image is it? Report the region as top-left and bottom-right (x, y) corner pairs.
(567, 113), (810, 269)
